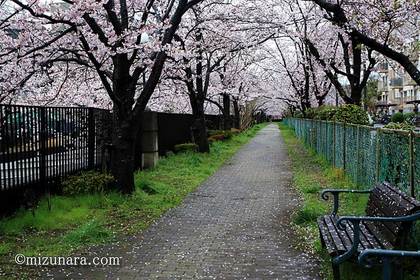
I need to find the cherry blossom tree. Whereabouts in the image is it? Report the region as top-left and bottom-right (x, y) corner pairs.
(277, 0), (374, 106)
(261, 35), (333, 114)
(163, 1), (275, 152)
(309, 0), (420, 85)
(0, 0), (208, 193)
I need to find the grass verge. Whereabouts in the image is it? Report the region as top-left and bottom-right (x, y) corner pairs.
(278, 123), (420, 280)
(0, 123), (266, 279)
(279, 123), (420, 280)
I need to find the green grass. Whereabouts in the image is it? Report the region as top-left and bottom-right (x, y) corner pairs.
(279, 123), (420, 280)
(0, 123), (266, 279)
(278, 123), (381, 280)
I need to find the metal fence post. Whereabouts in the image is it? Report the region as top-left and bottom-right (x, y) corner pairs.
(39, 107), (51, 210)
(88, 108), (95, 169)
(375, 129), (381, 184)
(39, 107), (47, 187)
(409, 131), (415, 198)
(312, 119), (315, 149)
(356, 125), (361, 186)
(333, 121), (336, 167)
(343, 123), (346, 172)
(325, 121), (328, 160)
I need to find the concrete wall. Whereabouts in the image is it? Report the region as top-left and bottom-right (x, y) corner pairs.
(139, 112), (224, 168)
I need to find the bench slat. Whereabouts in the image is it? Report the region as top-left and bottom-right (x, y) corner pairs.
(366, 183), (420, 247)
(367, 198), (399, 243)
(318, 216), (388, 257)
(318, 216), (347, 255)
(359, 221), (388, 250)
(331, 218), (353, 250)
(382, 182), (420, 211)
(318, 217), (339, 254)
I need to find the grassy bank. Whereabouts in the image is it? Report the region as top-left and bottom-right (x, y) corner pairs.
(278, 123), (384, 280)
(279, 123), (420, 280)
(0, 123), (266, 279)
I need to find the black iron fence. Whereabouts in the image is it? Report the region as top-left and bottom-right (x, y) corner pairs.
(0, 104), (112, 192)
(0, 104), (227, 192)
(0, 103), (229, 214)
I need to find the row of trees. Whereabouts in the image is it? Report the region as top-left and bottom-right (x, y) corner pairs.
(1, 0), (419, 193)
(267, 0), (419, 115)
(0, 0), (279, 193)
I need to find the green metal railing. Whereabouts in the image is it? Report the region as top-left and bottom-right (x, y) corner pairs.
(284, 118), (419, 198)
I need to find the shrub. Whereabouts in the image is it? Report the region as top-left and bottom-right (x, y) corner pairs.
(208, 134), (225, 142)
(208, 130), (237, 141)
(223, 130), (233, 139)
(404, 112), (417, 125)
(313, 106), (337, 120)
(391, 112), (405, 123)
(332, 104), (369, 125)
(62, 171), (114, 196)
(304, 108), (317, 119)
(174, 143), (198, 153)
(231, 128), (241, 135)
(383, 122), (415, 131)
(293, 111), (304, 118)
(208, 130), (224, 137)
(297, 105), (369, 125)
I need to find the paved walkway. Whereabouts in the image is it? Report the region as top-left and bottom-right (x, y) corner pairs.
(42, 124), (319, 279)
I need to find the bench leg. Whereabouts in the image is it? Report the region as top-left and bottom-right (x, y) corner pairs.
(332, 262), (340, 280)
(382, 257), (404, 280)
(382, 258), (391, 280)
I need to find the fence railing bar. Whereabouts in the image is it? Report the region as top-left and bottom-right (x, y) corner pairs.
(13, 106), (19, 188)
(409, 131), (415, 197)
(39, 107), (46, 189)
(88, 108), (94, 169)
(22, 106), (28, 186)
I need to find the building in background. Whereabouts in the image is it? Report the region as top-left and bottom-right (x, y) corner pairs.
(376, 20), (420, 114)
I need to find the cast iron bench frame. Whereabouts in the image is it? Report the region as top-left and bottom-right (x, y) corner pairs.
(318, 182), (420, 280)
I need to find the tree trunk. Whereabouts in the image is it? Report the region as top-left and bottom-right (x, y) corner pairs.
(110, 117), (138, 194)
(301, 97), (311, 115)
(222, 94), (232, 130)
(351, 87), (363, 106)
(233, 99), (240, 129)
(317, 98), (324, 107)
(192, 100), (210, 153)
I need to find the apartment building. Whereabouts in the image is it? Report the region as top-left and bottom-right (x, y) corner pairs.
(377, 24), (420, 114)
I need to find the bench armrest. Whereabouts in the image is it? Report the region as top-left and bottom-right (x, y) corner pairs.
(337, 211), (420, 227)
(359, 249), (420, 266)
(320, 189), (372, 216)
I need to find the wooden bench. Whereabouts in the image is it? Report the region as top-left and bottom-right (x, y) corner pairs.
(318, 182), (420, 280)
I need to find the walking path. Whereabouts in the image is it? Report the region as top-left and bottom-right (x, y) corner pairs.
(42, 124), (320, 279)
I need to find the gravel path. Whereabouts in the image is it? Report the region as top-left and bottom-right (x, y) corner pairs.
(41, 124), (320, 279)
